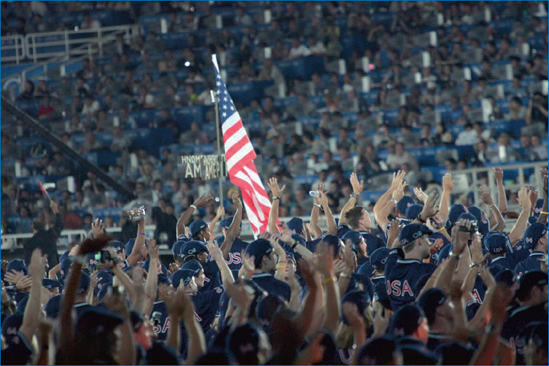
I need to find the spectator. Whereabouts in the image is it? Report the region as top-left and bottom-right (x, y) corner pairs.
(80, 11), (101, 30)
(288, 38), (312, 59)
(386, 142), (419, 171)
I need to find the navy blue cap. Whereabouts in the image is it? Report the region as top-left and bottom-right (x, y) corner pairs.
(219, 216), (242, 230)
(467, 206), (484, 222)
(341, 290), (370, 325)
(291, 233), (306, 248)
(171, 269), (195, 288)
(76, 306), (125, 336)
(321, 234), (342, 258)
(523, 223), (548, 250)
(477, 217), (490, 237)
(374, 282), (392, 310)
(446, 204), (467, 229)
(436, 243), (452, 265)
(533, 198), (544, 217)
(245, 239), (273, 267)
(286, 217), (304, 234)
(406, 204), (424, 220)
(484, 232), (509, 254)
(157, 274), (171, 286)
(356, 336), (398, 365)
(364, 234), (386, 256)
(1, 313), (23, 345)
(417, 288), (447, 326)
(94, 271), (113, 297)
(397, 196), (415, 214)
(182, 259), (203, 276)
(357, 261), (374, 277)
(400, 344), (439, 365)
(45, 294), (62, 318)
(528, 216), (539, 225)
(42, 278), (62, 290)
(398, 224), (433, 246)
(125, 238), (136, 255)
(515, 271), (548, 301)
(141, 259), (168, 276)
(390, 304), (426, 337)
(370, 247), (391, 270)
(180, 240), (208, 260)
(435, 342), (475, 365)
(172, 240), (187, 258)
(342, 230), (363, 254)
(6, 259), (27, 276)
(189, 219), (208, 238)
(16, 294), (29, 313)
(107, 240), (125, 254)
(457, 212), (477, 224)
(494, 268), (518, 287)
(78, 272), (91, 294)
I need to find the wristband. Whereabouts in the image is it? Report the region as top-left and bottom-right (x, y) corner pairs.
(470, 262), (479, 268)
(438, 227), (446, 232)
(190, 204), (197, 210)
(314, 203), (322, 208)
(277, 264), (287, 269)
(272, 196), (280, 201)
(449, 251), (461, 259)
(138, 232), (146, 236)
(350, 193), (358, 198)
(417, 214), (427, 224)
(291, 241), (299, 250)
(322, 276), (335, 285)
(542, 211), (549, 215)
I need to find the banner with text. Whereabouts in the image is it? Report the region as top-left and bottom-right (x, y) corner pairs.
(180, 154), (228, 180)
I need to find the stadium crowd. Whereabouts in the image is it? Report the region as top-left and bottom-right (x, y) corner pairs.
(0, 1), (548, 364)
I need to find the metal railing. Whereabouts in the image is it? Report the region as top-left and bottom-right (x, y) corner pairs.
(1, 35), (26, 64)
(1, 229), (88, 252)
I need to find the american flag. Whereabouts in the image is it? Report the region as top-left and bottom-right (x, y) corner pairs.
(212, 55), (272, 234)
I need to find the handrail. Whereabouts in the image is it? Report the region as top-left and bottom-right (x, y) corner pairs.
(0, 35), (25, 64)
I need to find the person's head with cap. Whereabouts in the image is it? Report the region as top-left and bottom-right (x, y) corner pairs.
(523, 322), (548, 365)
(364, 235), (386, 258)
(406, 204), (424, 221)
(484, 232), (510, 258)
(417, 288), (453, 332)
(494, 268), (518, 289)
(398, 224), (433, 260)
(171, 240), (187, 265)
(245, 239), (276, 272)
(189, 219), (211, 241)
(42, 278), (62, 296)
(344, 206), (373, 232)
(45, 294), (62, 318)
(370, 247), (391, 275)
(390, 304), (429, 344)
(456, 212), (477, 238)
(342, 230), (366, 258)
(227, 322), (271, 365)
(533, 198), (544, 217)
(182, 259), (205, 288)
(180, 240), (208, 264)
(446, 204), (467, 231)
(321, 235), (343, 259)
(396, 196), (414, 217)
(6, 259), (28, 277)
(356, 336), (402, 365)
(256, 294), (286, 329)
(220, 216), (242, 237)
(107, 240), (126, 260)
(1, 313), (24, 345)
(74, 306), (126, 363)
(523, 223), (548, 253)
(515, 271), (548, 306)
(285, 217), (304, 236)
(341, 290), (371, 326)
(171, 268), (197, 294)
(131, 310), (154, 351)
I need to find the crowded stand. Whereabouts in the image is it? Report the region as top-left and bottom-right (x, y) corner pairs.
(1, 1), (548, 365)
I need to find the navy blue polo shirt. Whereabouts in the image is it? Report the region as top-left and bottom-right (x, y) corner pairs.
(1, 332), (33, 365)
(501, 301), (548, 349)
(193, 286), (225, 334)
(514, 252), (545, 275)
(214, 236), (249, 272)
(200, 259), (221, 293)
(250, 273), (291, 302)
(151, 301), (170, 341)
(385, 248), (437, 312)
(488, 255), (516, 271)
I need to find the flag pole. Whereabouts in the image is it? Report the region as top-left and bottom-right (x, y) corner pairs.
(211, 89), (224, 206)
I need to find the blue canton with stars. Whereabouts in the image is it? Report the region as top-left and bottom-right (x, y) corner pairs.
(215, 70), (236, 122)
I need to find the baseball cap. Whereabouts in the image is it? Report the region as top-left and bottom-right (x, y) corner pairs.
(341, 290), (370, 325)
(363, 234), (386, 256)
(6, 259), (27, 276)
(358, 261), (374, 277)
(76, 306), (125, 336)
(435, 342), (475, 365)
(398, 224), (433, 246)
(370, 247), (391, 270)
(1, 313), (24, 345)
(342, 230), (363, 254)
(256, 295), (285, 325)
(172, 240), (187, 258)
(533, 198), (544, 217)
(417, 288), (447, 326)
(356, 336), (399, 365)
(141, 259), (168, 276)
(483, 232), (509, 254)
(397, 196), (415, 214)
(321, 235), (342, 258)
(291, 233), (306, 248)
(45, 294), (62, 318)
(456, 212), (477, 224)
(446, 204), (467, 230)
(108, 240), (125, 254)
(494, 268), (518, 288)
(467, 206), (484, 222)
(245, 239), (273, 267)
(16, 295), (29, 313)
(522, 223), (548, 250)
(182, 259), (203, 276)
(78, 272), (91, 294)
(157, 274), (171, 286)
(286, 217), (304, 234)
(406, 204), (424, 220)
(228, 323), (261, 365)
(180, 240), (208, 260)
(189, 219), (208, 238)
(42, 278), (62, 290)
(219, 216), (242, 230)
(171, 269), (195, 288)
(390, 304), (425, 337)
(515, 270), (548, 301)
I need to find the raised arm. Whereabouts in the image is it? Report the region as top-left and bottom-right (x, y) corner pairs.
(177, 196), (213, 238)
(49, 200), (64, 238)
(438, 173), (454, 222)
(127, 209), (147, 267)
(379, 179), (407, 232)
(271, 237), (288, 281)
(310, 191), (323, 238)
(319, 188), (337, 236)
(19, 249), (47, 342)
(315, 242), (340, 335)
(206, 241), (235, 286)
(493, 168), (508, 215)
(480, 189), (505, 232)
(220, 193), (242, 260)
(267, 177), (285, 234)
(538, 170), (548, 224)
(435, 219), (469, 293)
(373, 171), (405, 228)
(339, 173), (364, 226)
(508, 187), (532, 245)
(209, 206), (225, 232)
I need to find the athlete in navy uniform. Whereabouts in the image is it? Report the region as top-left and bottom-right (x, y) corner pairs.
(515, 223), (548, 275)
(369, 247), (391, 286)
(485, 232), (517, 271)
(214, 215), (248, 272)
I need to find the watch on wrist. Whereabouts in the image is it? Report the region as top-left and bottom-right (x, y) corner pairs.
(272, 196), (280, 201)
(350, 193), (358, 198)
(449, 251), (461, 259)
(417, 214), (426, 223)
(470, 262), (479, 268)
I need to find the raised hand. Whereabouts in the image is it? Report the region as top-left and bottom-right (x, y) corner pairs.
(313, 241), (334, 277)
(470, 234), (489, 265)
(350, 172), (364, 195)
(4, 270), (25, 285)
(413, 187), (428, 203)
(420, 190), (439, 219)
(448, 279), (463, 301)
(215, 206), (225, 219)
(342, 303), (364, 327)
(240, 251), (257, 279)
(193, 195), (214, 208)
(232, 191), (243, 210)
(543, 171), (548, 197)
(493, 168), (503, 182)
(280, 225), (293, 243)
(78, 237), (111, 256)
(269, 236), (285, 258)
(49, 200), (59, 214)
(451, 219), (472, 255)
(206, 241), (223, 262)
(517, 186), (532, 210)
(442, 173), (454, 192)
(392, 181), (407, 202)
(479, 188), (495, 206)
(92, 218), (106, 238)
(529, 188), (539, 209)
(267, 177), (286, 197)
(373, 303), (391, 336)
(226, 281), (254, 312)
(390, 170), (406, 191)
(429, 238), (443, 254)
